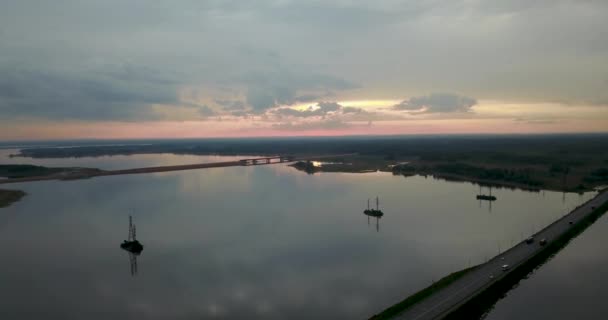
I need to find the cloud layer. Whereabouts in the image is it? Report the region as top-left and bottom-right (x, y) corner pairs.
(0, 0), (607, 137)
(394, 93), (477, 113)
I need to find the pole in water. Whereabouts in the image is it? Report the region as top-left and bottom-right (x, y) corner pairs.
(128, 215), (133, 241)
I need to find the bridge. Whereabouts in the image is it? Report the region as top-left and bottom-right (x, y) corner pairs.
(93, 155), (299, 177)
(0, 154), (353, 184)
(238, 155), (295, 166)
(384, 189), (608, 320)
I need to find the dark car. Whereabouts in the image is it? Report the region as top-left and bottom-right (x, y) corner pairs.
(539, 239), (547, 246)
(525, 237), (534, 244)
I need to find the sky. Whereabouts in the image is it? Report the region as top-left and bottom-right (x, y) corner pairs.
(1, 0), (607, 140)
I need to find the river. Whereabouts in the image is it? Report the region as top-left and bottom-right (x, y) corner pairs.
(0, 149), (598, 319)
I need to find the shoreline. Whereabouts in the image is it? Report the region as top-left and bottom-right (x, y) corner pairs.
(291, 159), (606, 193)
(0, 189), (26, 208)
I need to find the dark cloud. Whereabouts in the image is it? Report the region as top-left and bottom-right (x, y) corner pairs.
(246, 86), (298, 112)
(316, 102), (342, 113)
(214, 99), (245, 111)
(295, 94), (324, 102)
(242, 70), (358, 113)
(342, 106), (364, 114)
(0, 66), (178, 121)
(231, 110), (250, 118)
(198, 105), (217, 117)
(394, 93), (477, 113)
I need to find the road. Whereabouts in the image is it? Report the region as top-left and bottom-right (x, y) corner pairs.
(393, 189), (608, 320)
(0, 154), (354, 184)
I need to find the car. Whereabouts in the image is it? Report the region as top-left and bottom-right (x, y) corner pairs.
(501, 264), (510, 271)
(489, 274), (495, 279)
(525, 237), (534, 244)
(539, 239), (547, 246)
(569, 221), (573, 225)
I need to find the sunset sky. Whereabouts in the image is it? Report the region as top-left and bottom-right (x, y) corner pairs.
(1, 0), (607, 140)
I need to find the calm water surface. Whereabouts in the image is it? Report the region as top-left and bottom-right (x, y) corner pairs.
(0, 150), (598, 319)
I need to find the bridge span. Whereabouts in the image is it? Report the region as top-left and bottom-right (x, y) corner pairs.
(0, 154), (354, 184)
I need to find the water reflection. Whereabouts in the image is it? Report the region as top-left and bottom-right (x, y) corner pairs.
(120, 216), (144, 276)
(126, 251), (140, 276)
(366, 215), (381, 232)
(0, 152), (599, 319)
(477, 185), (497, 213)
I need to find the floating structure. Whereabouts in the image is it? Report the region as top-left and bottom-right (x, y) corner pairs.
(120, 215), (144, 254)
(364, 197), (384, 232)
(364, 196), (384, 217)
(476, 186), (497, 201)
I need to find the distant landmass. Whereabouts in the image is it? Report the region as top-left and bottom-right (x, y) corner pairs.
(2, 134), (608, 200)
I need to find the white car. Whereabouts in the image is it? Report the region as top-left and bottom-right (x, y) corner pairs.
(501, 264), (510, 271)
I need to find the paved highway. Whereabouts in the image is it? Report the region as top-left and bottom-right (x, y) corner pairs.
(394, 189), (608, 320)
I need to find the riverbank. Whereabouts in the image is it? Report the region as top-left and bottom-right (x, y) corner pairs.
(291, 154), (608, 193)
(0, 189), (26, 208)
(0, 164), (103, 180)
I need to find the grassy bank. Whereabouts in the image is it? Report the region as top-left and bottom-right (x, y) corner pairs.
(444, 198), (608, 319)
(292, 155), (608, 192)
(368, 266), (477, 320)
(0, 164), (104, 179)
(0, 164), (69, 178)
(0, 189), (26, 208)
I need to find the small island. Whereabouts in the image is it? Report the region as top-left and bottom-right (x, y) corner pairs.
(0, 189), (26, 208)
